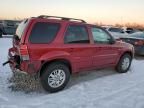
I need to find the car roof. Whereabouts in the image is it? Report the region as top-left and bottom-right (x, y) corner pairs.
(27, 15), (103, 28)
(30, 15), (86, 24)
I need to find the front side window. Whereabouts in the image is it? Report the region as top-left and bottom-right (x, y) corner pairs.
(64, 25), (89, 44)
(29, 22), (60, 44)
(91, 27), (111, 44)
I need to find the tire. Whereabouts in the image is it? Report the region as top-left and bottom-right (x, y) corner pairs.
(116, 54), (132, 73)
(0, 30), (2, 38)
(40, 62), (70, 93)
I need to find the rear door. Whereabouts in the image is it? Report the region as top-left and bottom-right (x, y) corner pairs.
(90, 26), (119, 67)
(26, 21), (61, 61)
(63, 24), (93, 72)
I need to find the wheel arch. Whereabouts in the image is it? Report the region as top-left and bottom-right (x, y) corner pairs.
(121, 51), (133, 59)
(117, 51), (133, 66)
(39, 59), (72, 77)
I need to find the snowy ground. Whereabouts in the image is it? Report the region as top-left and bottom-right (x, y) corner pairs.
(0, 38), (144, 108)
(2, 35), (13, 38)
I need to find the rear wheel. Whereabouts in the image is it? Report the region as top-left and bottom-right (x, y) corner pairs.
(116, 54), (132, 73)
(40, 62), (70, 93)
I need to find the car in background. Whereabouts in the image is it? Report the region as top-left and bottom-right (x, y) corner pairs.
(0, 20), (21, 38)
(120, 32), (144, 55)
(102, 26), (128, 39)
(0, 20), (3, 38)
(122, 27), (142, 34)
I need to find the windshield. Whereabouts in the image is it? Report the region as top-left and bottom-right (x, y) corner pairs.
(6, 21), (15, 26)
(16, 19), (29, 39)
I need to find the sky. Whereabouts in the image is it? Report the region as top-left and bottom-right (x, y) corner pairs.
(0, 0), (144, 25)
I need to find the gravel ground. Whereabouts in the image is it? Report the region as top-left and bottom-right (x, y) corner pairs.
(8, 71), (43, 93)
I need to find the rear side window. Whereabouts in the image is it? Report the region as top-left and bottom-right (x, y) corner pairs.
(29, 22), (60, 44)
(64, 25), (89, 44)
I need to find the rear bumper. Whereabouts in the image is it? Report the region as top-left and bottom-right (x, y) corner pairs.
(20, 61), (41, 75)
(8, 47), (41, 75)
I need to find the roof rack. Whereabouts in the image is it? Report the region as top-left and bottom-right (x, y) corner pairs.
(37, 15), (86, 23)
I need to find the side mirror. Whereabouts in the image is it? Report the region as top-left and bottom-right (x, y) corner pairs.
(109, 38), (116, 44)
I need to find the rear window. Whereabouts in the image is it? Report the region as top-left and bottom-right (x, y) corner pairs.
(16, 19), (28, 39)
(29, 22), (60, 44)
(6, 21), (15, 26)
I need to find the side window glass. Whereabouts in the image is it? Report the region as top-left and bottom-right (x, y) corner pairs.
(29, 22), (60, 44)
(91, 27), (111, 44)
(64, 25), (89, 44)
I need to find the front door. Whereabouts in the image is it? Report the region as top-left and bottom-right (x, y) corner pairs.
(90, 26), (119, 68)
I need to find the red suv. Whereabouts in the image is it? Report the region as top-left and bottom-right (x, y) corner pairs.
(6, 15), (134, 93)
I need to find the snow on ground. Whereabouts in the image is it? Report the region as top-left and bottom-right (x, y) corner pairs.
(0, 38), (144, 108)
(2, 35), (13, 38)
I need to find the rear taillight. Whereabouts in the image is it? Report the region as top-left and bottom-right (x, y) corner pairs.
(19, 45), (29, 61)
(134, 40), (144, 46)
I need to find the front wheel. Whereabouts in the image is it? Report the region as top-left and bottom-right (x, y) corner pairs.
(40, 63), (70, 93)
(116, 54), (132, 73)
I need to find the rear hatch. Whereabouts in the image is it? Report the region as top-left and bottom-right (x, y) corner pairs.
(8, 19), (29, 69)
(13, 19), (29, 53)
